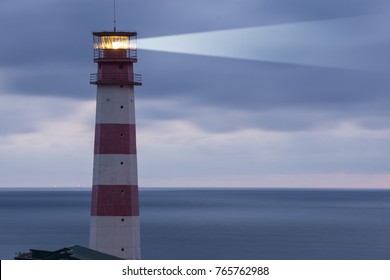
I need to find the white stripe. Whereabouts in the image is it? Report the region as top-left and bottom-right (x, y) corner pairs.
(96, 85), (136, 124)
(93, 154), (138, 186)
(89, 216), (140, 260)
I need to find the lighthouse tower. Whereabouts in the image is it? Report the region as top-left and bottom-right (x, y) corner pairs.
(89, 32), (141, 259)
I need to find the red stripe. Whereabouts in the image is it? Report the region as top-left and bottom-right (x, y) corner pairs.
(94, 124), (136, 154)
(91, 185), (139, 216)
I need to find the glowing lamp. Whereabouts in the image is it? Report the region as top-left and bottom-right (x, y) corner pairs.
(95, 36), (130, 49)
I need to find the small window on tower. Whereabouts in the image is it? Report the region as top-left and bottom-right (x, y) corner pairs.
(119, 64), (124, 69)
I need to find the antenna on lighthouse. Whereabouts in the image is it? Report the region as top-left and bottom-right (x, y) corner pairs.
(113, 0), (117, 32)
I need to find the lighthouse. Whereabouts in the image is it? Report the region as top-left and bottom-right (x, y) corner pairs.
(89, 31), (141, 259)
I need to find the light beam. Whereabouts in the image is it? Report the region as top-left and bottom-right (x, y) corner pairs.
(138, 15), (386, 71)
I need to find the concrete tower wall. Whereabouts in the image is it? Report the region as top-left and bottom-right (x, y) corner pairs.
(89, 84), (140, 259)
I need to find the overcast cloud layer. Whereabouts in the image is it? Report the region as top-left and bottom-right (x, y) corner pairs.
(1, 0), (390, 188)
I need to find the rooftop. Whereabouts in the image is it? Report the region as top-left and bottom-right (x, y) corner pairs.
(14, 245), (123, 260)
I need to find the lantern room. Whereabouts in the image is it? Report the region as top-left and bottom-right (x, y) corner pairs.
(90, 31), (141, 86)
(93, 31), (138, 61)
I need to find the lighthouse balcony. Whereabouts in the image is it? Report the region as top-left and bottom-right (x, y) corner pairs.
(94, 49), (137, 62)
(90, 73), (142, 86)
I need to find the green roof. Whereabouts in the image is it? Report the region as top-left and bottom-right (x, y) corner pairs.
(15, 245), (123, 260)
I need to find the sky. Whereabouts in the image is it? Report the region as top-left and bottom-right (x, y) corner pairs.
(1, 0), (390, 188)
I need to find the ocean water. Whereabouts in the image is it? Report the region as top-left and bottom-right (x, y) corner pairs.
(0, 188), (390, 260)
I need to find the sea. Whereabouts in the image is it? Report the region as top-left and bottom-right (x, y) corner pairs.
(0, 188), (390, 260)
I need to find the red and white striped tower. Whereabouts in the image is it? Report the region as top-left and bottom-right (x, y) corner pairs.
(89, 31), (142, 259)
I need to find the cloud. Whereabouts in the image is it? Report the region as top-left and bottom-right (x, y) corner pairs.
(0, 94), (95, 187)
(4, 62), (94, 99)
(137, 118), (390, 187)
(1, 0), (390, 187)
(137, 51), (390, 132)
